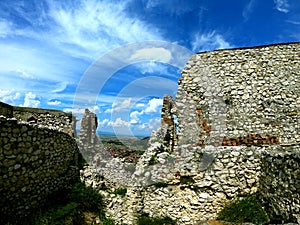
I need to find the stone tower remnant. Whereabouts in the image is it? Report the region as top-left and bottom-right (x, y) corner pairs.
(78, 109), (98, 161)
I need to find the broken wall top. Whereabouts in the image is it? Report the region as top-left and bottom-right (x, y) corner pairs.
(177, 42), (300, 146)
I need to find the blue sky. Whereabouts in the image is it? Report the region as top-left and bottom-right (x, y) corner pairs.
(0, 0), (299, 136)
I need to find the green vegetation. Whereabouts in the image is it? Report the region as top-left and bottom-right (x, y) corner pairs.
(148, 155), (157, 165)
(111, 187), (127, 197)
(137, 212), (176, 225)
(31, 182), (115, 225)
(217, 194), (269, 224)
(153, 181), (168, 188)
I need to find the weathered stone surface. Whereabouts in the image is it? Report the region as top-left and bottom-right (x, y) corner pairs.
(0, 108), (80, 224)
(78, 109), (98, 161)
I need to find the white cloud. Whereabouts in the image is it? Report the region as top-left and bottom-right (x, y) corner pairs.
(145, 98), (163, 114)
(99, 117), (130, 128)
(136, 103), (145, 108)
(0, 89), (21, 105)
(106, 98), (133, 113)
(47, 100), (62, 106)
(0, 19), (13, 38)
(148, 118), (161, 131)
(46, 0), (163, 59)
(130, 110), (144, 124)
(64, 105), (101, 114)
(274, 0), (289, 13)
(98, 118), (110, 127)
(51, 82), (68, 93)
(135, 61), (173, 75)
(191, 31), (232, 52)
(13, 69), (35, 79)
(130, 48), (172, 63)
(22, 92), (40, 108)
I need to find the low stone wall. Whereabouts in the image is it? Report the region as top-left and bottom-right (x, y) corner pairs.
(0, 115), (80, 224)
(82, 146), (258, 224)
(13, 106), (76, 137)
(82, 145), (300, 224)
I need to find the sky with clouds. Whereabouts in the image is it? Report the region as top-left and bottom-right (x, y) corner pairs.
(0, 0), (299, 136)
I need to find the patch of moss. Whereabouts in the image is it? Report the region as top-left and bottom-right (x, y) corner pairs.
(217, 194), (269, 225)
(153, 181), (168, 188)
(31, 182), (115, 225)
(112, 187), (127, 197)
(137, 212), (176, 225)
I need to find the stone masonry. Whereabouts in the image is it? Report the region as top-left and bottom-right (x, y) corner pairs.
(0, 103), (80, 224)
(81, 42), (300, 225)
(78, 109), (98, 162)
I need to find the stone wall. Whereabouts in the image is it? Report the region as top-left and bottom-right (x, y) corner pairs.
(78, 109), (98, 162)
(0, 101), (13, 118)
(0, 103), (80, 224)
(13, 105), (76, 137)
(177, 42), (299, 146)
(260, 145), (300, 222)
(81, 42), (300, 225)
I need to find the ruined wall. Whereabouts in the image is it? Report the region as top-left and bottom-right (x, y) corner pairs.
(0, 103), (80, 224)
(13, 106), (76, 137)
(177, 42), (299, 146)
(81, 43), (300, 224)
(78, 109), (98, 162)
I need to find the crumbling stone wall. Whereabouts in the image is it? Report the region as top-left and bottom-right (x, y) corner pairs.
(78, 109), (98, 161)
(260, 146), (300, 222)
(177, 42), (299, 146)
(13, 106), (76, 137)
(0, 103), (80, 224)
(81, 42), (300, 224)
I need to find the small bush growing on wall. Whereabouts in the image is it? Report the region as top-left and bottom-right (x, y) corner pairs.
(217, 194), (269, 224)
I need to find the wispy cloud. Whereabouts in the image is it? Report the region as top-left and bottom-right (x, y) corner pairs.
(274, 0), (290, 13)
(13, 69), (35, 79)
(286, 20), (300, 25)
(46, 0), (163, 59)
(191, 31), (232, 52)
(243, 0), (256, 20)
(0, 19), (13, 38)
(51, 82), (68, 93)
(47, 100), (62, 106)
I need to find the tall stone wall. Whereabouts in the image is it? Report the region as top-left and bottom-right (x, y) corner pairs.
(81, 42), (300, 225)
(177, 42), (299, 146)
(0, 104), (80, 224)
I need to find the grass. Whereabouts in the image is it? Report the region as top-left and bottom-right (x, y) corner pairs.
(137, 212), (176, 225)
(111, 187), (127, 197)
(30, 182), (115, 225)
(217, 194), (269, 225)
